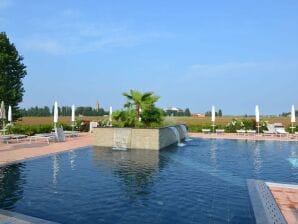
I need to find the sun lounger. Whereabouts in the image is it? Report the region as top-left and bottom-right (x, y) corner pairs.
(236, 130), (246, 135)
(263, 130), (275, 136)
(202, 129), (211, 134)
(0, 135), (11, 144)
(216, 129), (225, 134)
(29, 128), (65, 144)
(0, 134), (28, 144)
(276, 128), (289, 137)
(29, 133), (55, 144)
(64, 131), (80, 138)
(10, 134), (27, 142)
(247, 130), (256, 135)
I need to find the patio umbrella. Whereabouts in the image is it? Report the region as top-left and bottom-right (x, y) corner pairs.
(255, 105), (260, 133)
(71, 105), (75, 131)
(8, 105), (12, 124)
(71, 105), (75, 122)
(109, 106), (112, 126)
(0, 101), (6, 129)
(211, 106), (215, 132)
(291, 105), (296, 133)
(54, 101), (59, 128)
(139, 108), (142, 122)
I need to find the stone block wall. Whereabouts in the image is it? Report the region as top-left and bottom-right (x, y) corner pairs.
(92, 125), (186, 150)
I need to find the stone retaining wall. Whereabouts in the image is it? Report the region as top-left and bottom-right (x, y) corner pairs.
(92, 125), (186, 150)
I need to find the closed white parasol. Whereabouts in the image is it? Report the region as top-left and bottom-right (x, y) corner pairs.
(255, 105), (260, 133)
(54, 101), (59, 128)
(211, 106), (215, 132)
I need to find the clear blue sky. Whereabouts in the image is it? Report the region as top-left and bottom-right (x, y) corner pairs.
(1, 0), (298, 115)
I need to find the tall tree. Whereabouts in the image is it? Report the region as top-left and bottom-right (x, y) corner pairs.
(184, 108), (191, 116)
(0, 32), (27, 119)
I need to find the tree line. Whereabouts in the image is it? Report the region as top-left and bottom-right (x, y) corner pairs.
(20, 106), (108, 117)
(280, 110), (298, 117)
(205, 109), (223, 117)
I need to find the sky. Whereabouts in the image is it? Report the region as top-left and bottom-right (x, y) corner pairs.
(0, 0), (298, 115)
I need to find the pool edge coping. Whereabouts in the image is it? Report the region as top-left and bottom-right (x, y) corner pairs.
(0, 145), (93, 167)
(0, 209), (60, 224)
(247, 179), (287, 224)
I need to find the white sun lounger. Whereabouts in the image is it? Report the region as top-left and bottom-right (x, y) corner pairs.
(29, 128), (65, 144)
(247, 130), (256, 135)
(202, 129), (211, 134)
(0, 134), (28, 144)
(64, 131), (80, 138)
(29, 133), (55, 144)
(276, 128), (289, 137)
(10, 134), (27, 142)
(216, 129), (225, 134)
(263, 124), (277, 136)
(236, 130), (246, 135)
(263, 130), (275, 136)
(1, 135), (11, 144)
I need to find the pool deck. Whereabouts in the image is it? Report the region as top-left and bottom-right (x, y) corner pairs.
(0, 133), (93, 165)
(189, 132), (298, 142)
(267, 183), (298, 224)
(0, 209), (59, 224)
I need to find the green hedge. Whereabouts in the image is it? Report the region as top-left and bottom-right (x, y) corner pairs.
(187, 124), (225, 132)
(8, 123), (73, 136)
(187, 118), (269, 133)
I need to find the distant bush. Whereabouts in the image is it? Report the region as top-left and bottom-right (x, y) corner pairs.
(8, 122), (73, 136)
(75, 119), (90, 132)
(186, 118), (269, 133)
(141, 107), (164, 126)
(286, 125), (297, 133)
(187, 124), (225, 132)
(225, 118), (268, 133)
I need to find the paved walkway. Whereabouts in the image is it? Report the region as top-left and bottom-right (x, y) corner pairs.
(0, 133), (93, 165)
(189, 132), (298, 142)
(268, 183), (298, 224)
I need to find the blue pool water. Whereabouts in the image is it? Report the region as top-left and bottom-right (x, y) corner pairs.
(0, 138), (298, 223)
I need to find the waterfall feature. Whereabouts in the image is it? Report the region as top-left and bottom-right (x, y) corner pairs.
(179, 124), (192, 141)
(169, 126), (185, 147)
(113, 128), (130, 150)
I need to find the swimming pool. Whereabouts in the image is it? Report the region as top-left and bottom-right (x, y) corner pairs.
(0, 138), (297, 223)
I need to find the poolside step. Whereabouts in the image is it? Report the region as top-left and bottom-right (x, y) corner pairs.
(0, 209), (59, 224)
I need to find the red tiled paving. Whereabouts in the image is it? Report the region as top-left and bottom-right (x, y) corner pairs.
(269, 185), (298, 224)
(189, 132), (298, 142)
(0, 133), (93, 165)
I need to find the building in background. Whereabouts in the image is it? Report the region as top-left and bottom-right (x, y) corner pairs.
(164, 107), (183, 115)
(192, 113), (205, 118)
(96, 101), (100, 112)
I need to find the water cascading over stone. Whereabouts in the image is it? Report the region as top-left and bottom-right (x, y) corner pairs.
(169, 126), (185, 147)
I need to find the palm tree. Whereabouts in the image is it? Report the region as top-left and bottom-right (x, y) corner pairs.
(123, 90), (159, 121)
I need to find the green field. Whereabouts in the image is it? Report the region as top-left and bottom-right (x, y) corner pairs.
(17, 116), (293, 127)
